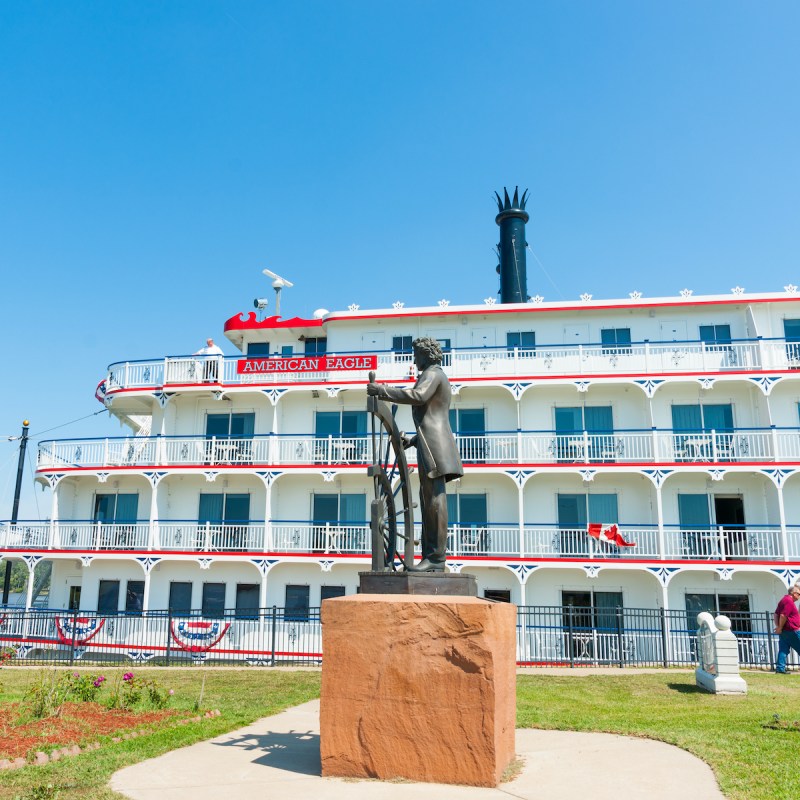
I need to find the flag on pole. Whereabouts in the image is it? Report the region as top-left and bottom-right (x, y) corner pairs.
(587, 523), (636, 547)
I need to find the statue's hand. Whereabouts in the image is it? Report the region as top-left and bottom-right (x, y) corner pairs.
(400, 433), (416, 450)
(366, 382), (381, 397)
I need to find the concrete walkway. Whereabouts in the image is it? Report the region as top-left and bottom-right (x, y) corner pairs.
(111, 699), (725, 800)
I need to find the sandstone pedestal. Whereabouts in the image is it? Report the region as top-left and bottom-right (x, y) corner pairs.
(320, 594), (516, 787)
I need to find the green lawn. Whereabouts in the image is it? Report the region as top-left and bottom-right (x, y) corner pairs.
(0, 668), (797, 800)
(517, 671), (800, 800)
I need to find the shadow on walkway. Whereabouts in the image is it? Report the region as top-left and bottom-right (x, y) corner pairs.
(212, 729), (321, 775)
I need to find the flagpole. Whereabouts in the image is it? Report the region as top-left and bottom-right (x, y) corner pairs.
(2, 420), (30, 605)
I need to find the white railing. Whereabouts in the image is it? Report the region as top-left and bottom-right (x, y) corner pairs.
(104, 338), (800, 392)
(37, 428), (800, 470)
(157, 523), (266, 552)
(522, 527), (660, 559)
(2, 520), (795, 561)
(269, 523), (370, 553)
(663, 526), (784, 560)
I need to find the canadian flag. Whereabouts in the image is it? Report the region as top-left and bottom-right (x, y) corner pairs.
(587, 523), (636, 547)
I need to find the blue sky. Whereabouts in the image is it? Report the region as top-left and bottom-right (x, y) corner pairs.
(1, 1), (799, 518)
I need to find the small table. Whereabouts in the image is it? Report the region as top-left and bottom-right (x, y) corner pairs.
(685, 437), (711, 461)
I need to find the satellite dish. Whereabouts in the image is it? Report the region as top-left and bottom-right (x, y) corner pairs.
(262, 268), (294, 315)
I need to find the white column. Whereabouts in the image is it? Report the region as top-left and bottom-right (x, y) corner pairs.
(25, 563), (36, 610)
(50, 485), (60, 549)
(776, 482), (789, 560)
(142, 569), (152, 613)
(655, 483), (666, 559)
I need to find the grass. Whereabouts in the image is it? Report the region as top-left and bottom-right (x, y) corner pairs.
(0, 667), (321, 800)
(517, 670), (800, 800)
(0, 668), (797, 800)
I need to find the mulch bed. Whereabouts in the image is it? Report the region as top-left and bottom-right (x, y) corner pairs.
(0, 702), (174, 760)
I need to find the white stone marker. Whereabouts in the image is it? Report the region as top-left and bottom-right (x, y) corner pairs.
(695, 612), (747, 694)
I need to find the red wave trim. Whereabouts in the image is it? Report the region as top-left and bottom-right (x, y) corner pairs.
(223, 312), (323, 331)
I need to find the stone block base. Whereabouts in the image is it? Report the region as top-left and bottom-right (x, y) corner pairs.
(320, 594), (516, 787)
(695, 668), (748, 694)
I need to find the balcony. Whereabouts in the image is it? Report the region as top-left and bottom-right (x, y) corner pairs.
(103, 337), (800, 392)
(36, 427), (800, 471)
(1, 520), (794, 561)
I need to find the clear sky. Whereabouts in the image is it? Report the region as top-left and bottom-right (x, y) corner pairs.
(1, 1), (798, 519)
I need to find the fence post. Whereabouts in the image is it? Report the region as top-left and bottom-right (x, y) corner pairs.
(766, 610), (776, 670)
(69, 610), (78, 667)
(270, 605), (278, 667)
(659, 607), (669, 668)
(616, 607), (624, 668)
(165, 608), (172, 666)
(567, 606), (575, 668)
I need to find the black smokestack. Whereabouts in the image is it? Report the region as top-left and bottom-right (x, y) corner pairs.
(494, 186), (529, 304)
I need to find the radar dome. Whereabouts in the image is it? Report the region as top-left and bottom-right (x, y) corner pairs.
(313, 308), (330, 319)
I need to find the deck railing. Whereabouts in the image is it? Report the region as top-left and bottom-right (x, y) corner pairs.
(103, 337), (800, 391)
(0, 605), (793, 671)
(1, 520), (795, 561)
(36, 427), (800, 470)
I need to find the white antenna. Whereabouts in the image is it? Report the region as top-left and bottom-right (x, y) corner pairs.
(262, 268), (294, 316)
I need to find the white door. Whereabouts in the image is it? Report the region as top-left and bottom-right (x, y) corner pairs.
(660, 320), (688, 342)
(361, 331), (385, 351)
(563, 324), (590, 344)
(471, 328), (496, 348)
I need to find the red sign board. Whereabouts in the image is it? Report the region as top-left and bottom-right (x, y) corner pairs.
(236, 354), (378, 374)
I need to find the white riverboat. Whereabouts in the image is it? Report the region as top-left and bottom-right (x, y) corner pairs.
(2, 191), (799, 667)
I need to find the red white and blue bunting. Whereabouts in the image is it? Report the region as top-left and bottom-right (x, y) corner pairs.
(54, 616), (106, 645)
(170, 619), (230, 653)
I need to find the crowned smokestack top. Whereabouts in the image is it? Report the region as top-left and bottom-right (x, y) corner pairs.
(494, 186), (529, 304)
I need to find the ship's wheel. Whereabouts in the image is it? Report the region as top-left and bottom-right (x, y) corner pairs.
(367, 388), (416, 571)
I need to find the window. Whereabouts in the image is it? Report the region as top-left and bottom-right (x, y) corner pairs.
(671, 403), (734, 460)
(235, 584), (260, 619)
(685, 593), (751, 635)
(281, 345), (294, 356)
(125, 580), (145, 614)
(600, 328), (632, 354)
(246, 342), (270, 356)
(285, 585), (310, 621)
(699, 324), (732, 347)
(557, 494), (619, 555)
(484, 589), (511, 603)
(93, 493), (139, 548)
(554, 406), (614, 461)
(202, 583), (226, 618)
(198, 493), (251, 549)
(507, 331), (535, 351)
(97, 580), (120, 614)
(315, 410), (368, 462)
(392, 336), (413, 354)
(561, 590), (624, 644)
(312, 493), (366, 551)
(448, 408), (486, 462)
(93, 493), (138, 523)
(68, 586), (82, 611)
(320, 585), (346, 602)
(784, 319), (800, 363)
(168, 582), (193, 614)
(304, 337), (327, 356)
(447, 493), (488, 553)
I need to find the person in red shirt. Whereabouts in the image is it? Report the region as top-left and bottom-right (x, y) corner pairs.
(774, 584), (800, 673)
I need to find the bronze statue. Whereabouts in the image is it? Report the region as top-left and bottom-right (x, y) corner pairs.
(367, 337), (463, 571)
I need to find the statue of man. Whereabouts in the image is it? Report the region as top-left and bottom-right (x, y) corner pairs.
(367, 337), (463, 571)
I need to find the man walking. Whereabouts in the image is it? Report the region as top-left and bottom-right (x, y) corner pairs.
(774, 584), (800, 673)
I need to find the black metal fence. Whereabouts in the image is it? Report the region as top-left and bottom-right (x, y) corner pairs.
(0, 605), (791, 670)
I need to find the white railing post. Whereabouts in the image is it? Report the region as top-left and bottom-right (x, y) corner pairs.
(710, 429), (717, 461)
(718, 525), (726, 561)
(204, 522), (211, 552)
(582, 430), (590, 463)
(94, 521), (102, 551)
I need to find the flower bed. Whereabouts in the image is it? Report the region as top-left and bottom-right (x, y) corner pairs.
(0, 701), (174, 761)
